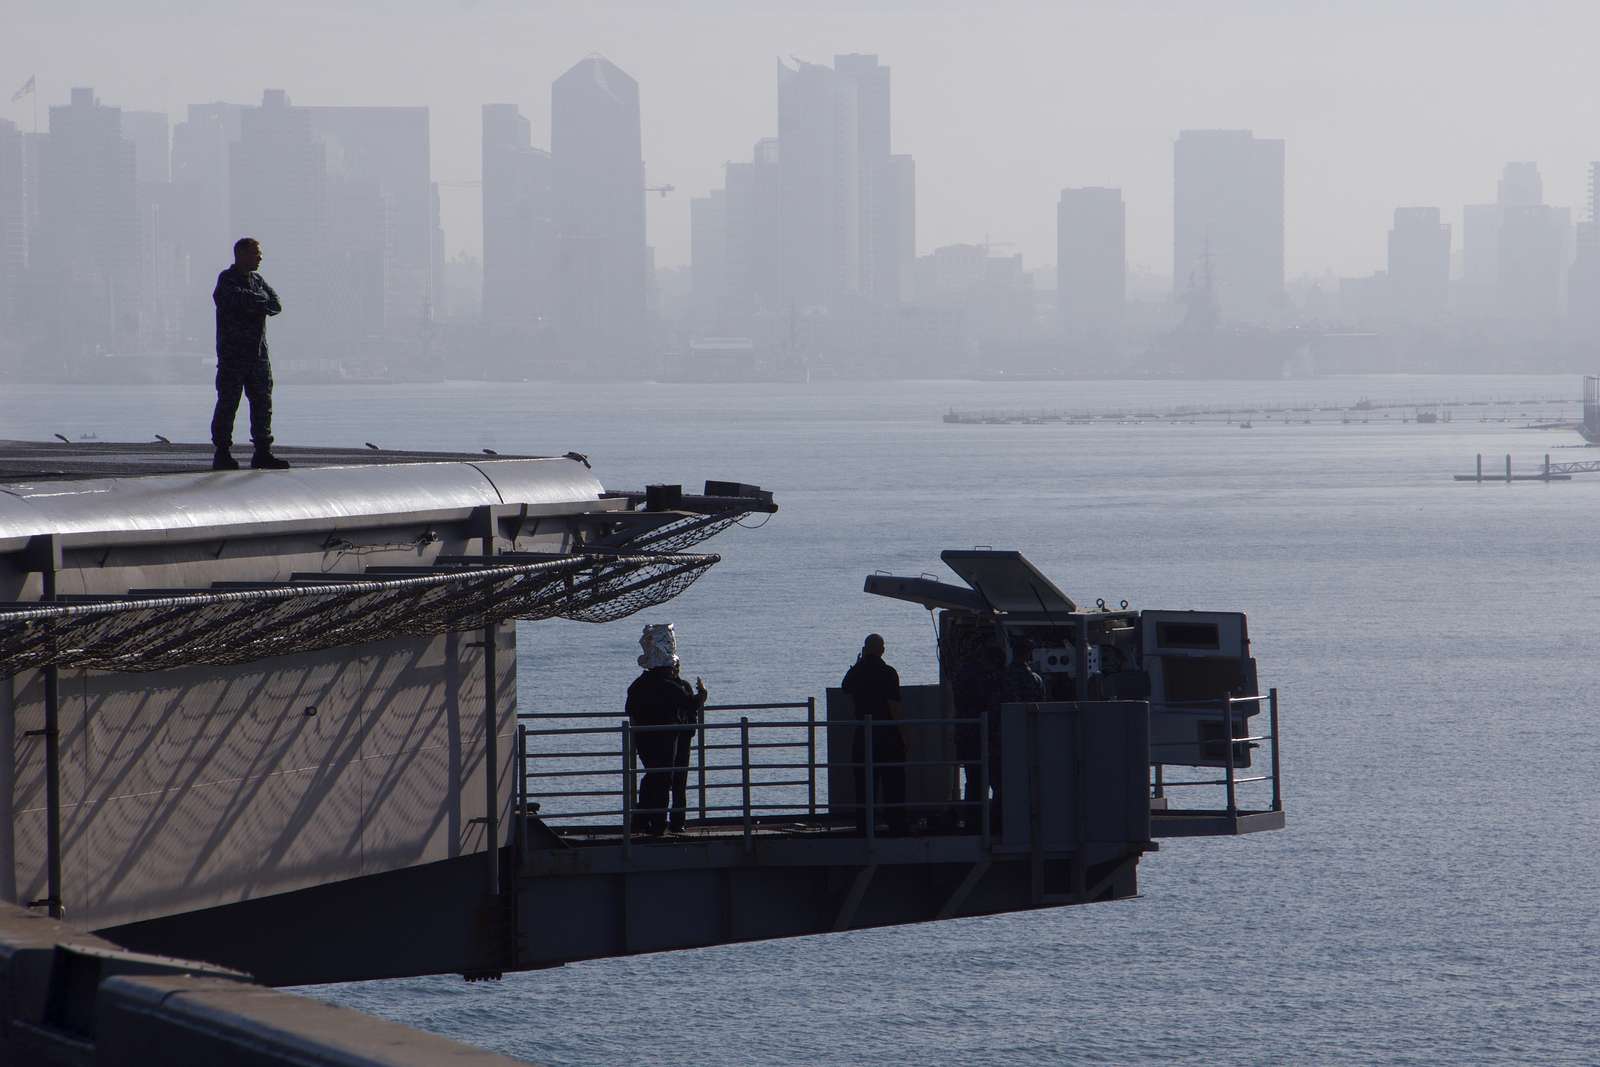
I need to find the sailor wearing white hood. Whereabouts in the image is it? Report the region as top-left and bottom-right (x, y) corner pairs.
(625, 623), (709, 835)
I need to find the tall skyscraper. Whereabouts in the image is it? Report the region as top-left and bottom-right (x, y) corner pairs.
(305, 105), (435, 333)
(834, 53), (905, 304)
(0, 119), (25, 339)
(230, 90), (328, 354)
(1386, 207), (1450, 323)
(34, 88), (140, 360)
(482, 103), (552, 332)
(1173, 129), (1284, 322)
(172, 103), (243, 345)
(723, 138), (783, 315)
(1057, 186), (1125, 339)
(551, 55), (647, 373)
(1462, 163), (1569, 323)
(689, 189), (726, 324)
(1569, 163), (1600, 331)
(777, 58), (858, 309)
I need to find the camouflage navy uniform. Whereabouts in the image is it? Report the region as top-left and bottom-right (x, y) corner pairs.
(211, 266), (281, 451)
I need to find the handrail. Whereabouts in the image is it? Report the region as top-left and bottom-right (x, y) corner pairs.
(1148, 688), (1282, 819)
(523, 696), (987, 835)
(522, 690), (1283, 838)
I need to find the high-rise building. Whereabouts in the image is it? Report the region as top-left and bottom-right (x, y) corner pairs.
(1569, 163), (1600, 332)
(834, 54), (902, 304)
(1386, 207), (1450, 323)
(230, 90), (329, 356)
(34, 88), (141, 360)
(1173, 129), (1284, 322)
(482, 103), (552, 331)
(551, 55), (647, 373)
(1462, 163), (1569, 323)
(884, 154), (915, 303)
(172, 103), (244, 346)
(0, 119), (25, 339)
(723, 138), (783, 316)
(305, 105), (435, 333)
(777, 58), (859, 309)
(1057, 186), (1125, 339)
(689, 189), (726, 324)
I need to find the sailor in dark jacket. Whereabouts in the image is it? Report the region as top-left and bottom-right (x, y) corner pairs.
(841, 633), (908, 834)
(625, 623), (707, 835)
(211, 237), (289, 471)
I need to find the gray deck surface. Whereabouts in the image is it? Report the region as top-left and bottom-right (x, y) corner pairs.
(0, 440), (534, 484)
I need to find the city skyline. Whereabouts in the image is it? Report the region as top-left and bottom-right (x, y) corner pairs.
(9, 0), (1600, 278)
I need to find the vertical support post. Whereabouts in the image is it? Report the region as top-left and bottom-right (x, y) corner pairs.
(1545, 454), (1551, 481)
(1476, 453), (1482, 483)
(1153, 762), (1165, 799)
(514, 724), (526, 866)
(621, 721), (634, 860)
(863, 716), (876, 846)
(1505, 454), (1512, 484)
(478, 507), (501, 897)
(1222, 697), (1238, 818)
(979, 715), (991, 850)
(806, 696), (817, 817)
(1073, 618), (1090, 702)
(1269, 688), (1282, 813)
(1027, 708), (1043, 905)
(26, 534), (63, 920)
(42, 666), (62, 919)
(739, 716), (752, 851)
(696, 703), (707, 823)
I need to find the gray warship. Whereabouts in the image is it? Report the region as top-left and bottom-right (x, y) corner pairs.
(0, 440), (1283, 1064)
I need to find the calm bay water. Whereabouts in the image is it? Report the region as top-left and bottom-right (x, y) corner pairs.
(4, 374), (1596, 1064)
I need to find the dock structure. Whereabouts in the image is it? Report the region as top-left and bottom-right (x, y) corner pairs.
(943, 394), (1575, 428)
(0, 440), (1282, 1062)
(1453, 453), (1599, 481)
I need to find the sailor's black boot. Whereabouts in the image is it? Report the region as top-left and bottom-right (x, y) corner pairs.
(250, 450), (291, 470)
(212, 448), (240, 471)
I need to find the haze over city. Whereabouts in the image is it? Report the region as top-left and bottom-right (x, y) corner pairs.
(5, 0), (1600, 381)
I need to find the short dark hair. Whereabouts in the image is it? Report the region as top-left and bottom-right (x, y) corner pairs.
(233, 237), (259, 256)
(863, 633), (885, 654)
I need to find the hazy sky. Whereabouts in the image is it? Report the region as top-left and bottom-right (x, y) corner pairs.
(8, 0), (1599, 279)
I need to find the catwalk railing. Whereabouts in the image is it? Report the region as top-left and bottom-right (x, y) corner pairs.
(516, 701), (990, 849)
(516, 690), (1282, 850)
(1148, 689), (1283, 818)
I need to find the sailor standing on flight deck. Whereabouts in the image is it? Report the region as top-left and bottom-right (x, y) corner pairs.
(625, 624), (707, 836)
(841, 633), (908, 835)
(211, 237), (290, 471)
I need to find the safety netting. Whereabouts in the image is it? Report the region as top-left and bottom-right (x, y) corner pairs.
(0, 552), (718, 676)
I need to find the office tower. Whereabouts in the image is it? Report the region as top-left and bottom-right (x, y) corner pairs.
(34, 88), (140, 360)
(834, 53), (904, 304)
(172, 103), (244, 345)
(723, 138), (783, 315)
(120, 110), (170, 183)
(1386, 207), (1450, 323)
(1173, 129), (1285, 321)
(551, 56), (647, 373)
(305, 105), (435, 334)
(777, 58), (859, 308)
(1463, 163), (1569, 322)
(1570, 164), (1600, 330)
(884, 154), (915, 303)
(1057, 187), (1126, 338)
(1498, 162), (1542, 207)
(481, 103), (553, 331)
(689, 189), (726, 323)
(0, 120), (24, 336)
(230, 90), (328, 354)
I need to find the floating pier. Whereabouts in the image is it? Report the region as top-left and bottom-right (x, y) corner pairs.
(1453, 453), (1591, 482)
